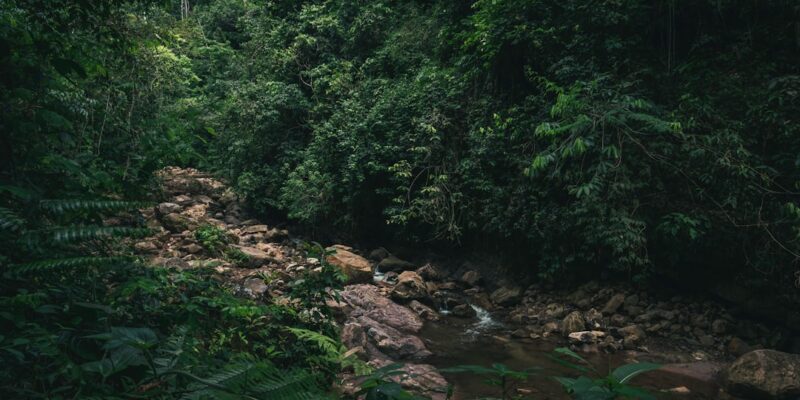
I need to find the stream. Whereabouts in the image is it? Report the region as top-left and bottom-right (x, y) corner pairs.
(421, 307), (722, 399)
(372, 269), (722, 399)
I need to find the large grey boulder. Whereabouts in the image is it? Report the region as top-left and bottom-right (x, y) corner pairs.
(377, 255), (416, 272)
(725, 349), (800, 399)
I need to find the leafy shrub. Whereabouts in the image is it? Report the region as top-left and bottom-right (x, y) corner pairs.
(551, 347), (661, 400)
(224, 247), (250, 266)
(195, 224), (230, 254)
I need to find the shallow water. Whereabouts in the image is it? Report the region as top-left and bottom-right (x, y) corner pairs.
(420, 309), (723, 399)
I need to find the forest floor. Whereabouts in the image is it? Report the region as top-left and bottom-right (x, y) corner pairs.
(130, 167), (793, 399)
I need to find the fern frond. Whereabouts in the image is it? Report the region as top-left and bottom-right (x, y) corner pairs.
(48, 226), (151, 243)
(11, 256), (137, 273)
(0, 207), (25, 232)
(178, 361), (323, 400)
(248, 367), (321, 400)
(40, 199), (152, 214)
(286, 327), (342, 360)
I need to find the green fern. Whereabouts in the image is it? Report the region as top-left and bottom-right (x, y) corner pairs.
(0, 207), (25, 232)
(287, 327), (342, 360)
(179, 361), (324, 400)
(48, 226), (151, 243)
(11, 256), (138, 273)
(39, 199), (152, 214)
(287, 327), (371, 376)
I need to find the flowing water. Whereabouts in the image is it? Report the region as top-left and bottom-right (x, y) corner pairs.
(420, 308), (723, 399)
(369, 269), (720, 398)
(373, 266), (386, 283)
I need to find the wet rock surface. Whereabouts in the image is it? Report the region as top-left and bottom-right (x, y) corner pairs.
(725, 349), (800, 399)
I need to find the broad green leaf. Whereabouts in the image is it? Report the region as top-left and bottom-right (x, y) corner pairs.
(611, 362), (661, 384)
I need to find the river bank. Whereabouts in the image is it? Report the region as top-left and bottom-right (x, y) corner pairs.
(131, 167), (800, 399)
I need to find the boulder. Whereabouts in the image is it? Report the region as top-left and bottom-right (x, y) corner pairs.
(193, 194), (214, 205)
(173, 195), (193, 206)
(584, 308), (603, 329)
(618, 324), (646, 348)
(326, 248), (373, 283)
(234, 246), (276, 268)
(263, 227), (288, 241)
(416, 264), (443, 281)
(369, 360), (448, 400)
(377, 255), (416, 272)
(542, 321), (561, 337)
(408, 300), (439, 321)
(711, 319), (728, 335)
(470, 292), (493, 310)
(543, 303), (567, 319)
(368, 247), (391, 261)
(602, 293), (626, 315)
(568, 330), (607, 344)
(391, 271), (429, 302)
(357, 316), (431, 360)
(698, 335), (715, 347)
(223, 215), (241, 225)
(383, 271), (399, 282)
(161, 213), (191, 232)
(218, 188), (238, 205)
(460, 270), (482, 287)
(341, 285), (423, 333)
(341, 322), (367, 350)
(490, 286), (523, 307)
(451, 304), (477, 318)
(725, 349), (800, 399)
(134, 241), (159, 253)
(157, 202), (182, 215)
(155, 257), (190, 269)
(242, 277), (268, 298)
(182, 243), (203, 254)
(610, 314), (627, 327)
(727, 337), (751, 357)
(562, 311), (586, 335)
(241, 224), (269, 234)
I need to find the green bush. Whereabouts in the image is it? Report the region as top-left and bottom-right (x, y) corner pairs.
(195, 224), (230, 254)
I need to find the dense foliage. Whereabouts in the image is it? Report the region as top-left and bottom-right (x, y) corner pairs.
(167, 1), (800, 293)
(0, 1), (342, 398)
(1, 0), (799, 397)
(7, 0), (794, 289)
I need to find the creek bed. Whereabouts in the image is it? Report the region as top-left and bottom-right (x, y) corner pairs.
(420, 307), (723, 399)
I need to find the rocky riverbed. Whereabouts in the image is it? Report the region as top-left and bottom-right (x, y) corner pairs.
(129, 167), (800, 399)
